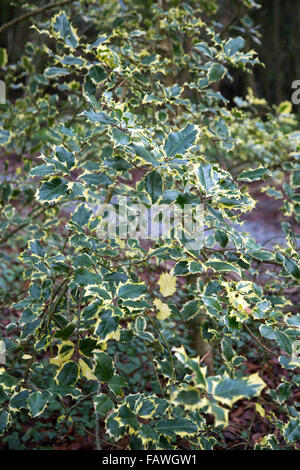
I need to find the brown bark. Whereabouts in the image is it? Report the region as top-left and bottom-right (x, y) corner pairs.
(193, 315), (214, 375)
(274, 0), (282, 104)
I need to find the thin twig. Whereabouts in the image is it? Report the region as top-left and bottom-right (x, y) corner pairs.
(0, 204), (49, 245)
(244, 410), (256, 450)
(221, 0), (242, 36)
(95, 382), (102, 450)
(0, 0), (78, 35)
(144, 312), (175, 390)
(244, 322), (277, 357)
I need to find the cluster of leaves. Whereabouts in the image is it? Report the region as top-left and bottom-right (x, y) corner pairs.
(0, 0), (299, 450)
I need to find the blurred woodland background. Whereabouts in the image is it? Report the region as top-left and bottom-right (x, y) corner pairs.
(1, 0), (300, 109)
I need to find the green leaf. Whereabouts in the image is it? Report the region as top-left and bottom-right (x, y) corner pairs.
(249, 250), (274, 261)
(164, 123), (198, 158)
(94, 393), (114, 417)
(286, 315), (300, 328)
(44, 67), (70, 77)
(108, 374), (127, 396)
(145, 171), (162, 203)
(283, 257), (300, 280)
(156, 417), (197, 437)
(53, 11), (78, 49)
(0, 409), (10, 435)
(111, 127), (130, 146)
(21, 318), (43, 340)
(181, 300), (199, 321)
(89, 65), (107, 83)
(80, 172), (112, 187)
(221, 338), (235, 362)
(0, 129), (10, 145)
(259, 324), (276, 340)
(10, 390), (30, 411)
(55, 146), (75, 170)
(73, 269), (102, 286)
(106, 412), (126, 440)
(118, 405), (139, 431)
(215, 230), (228, 247)
(173, 346), (206, 388)
(135, 396), (157, 418)
(205, 260), (241, 277)
(55, 324), (76, 341)
(95, 310), (119, 341)
(62, 56), (84, 66)
(30, 164), (56, 177)
(37, 177), (68, 202)
(224, 37), (245, 56)
(194, 42), (214, 59)
(55, 361), (80, 387)
(174, 387), (202, 407)
(197, 165), (214, 192)
(27, 391), (47, 418)
(208, 63), (226, 83)
(83, 110), (116, 125)
(73, 253), (93, 268)
(94, 352), (114, 382)
(214, 373), (265, 406)
(189, 261), (203, 273)
(49, 385), (81, 399)
(292, 170), (300, 187)
(79, 337), (97, 357)
(172, 260), (189, 276)
(283, 419), (300, 442)
(72, 204), (92, 227)
(118, 282), (147, 300)
(208, 401), (229, 428)
(29, 240), (45, 258)
(276, 383), (291, 404)
(237, 167), (271, 182)
(275, 330), (293, 355)
(132, 144), (158, 166)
